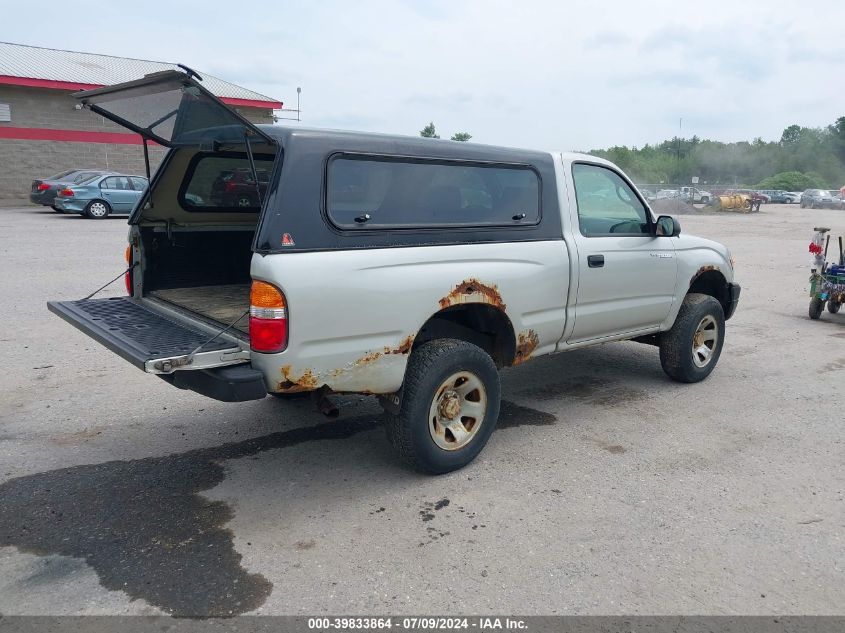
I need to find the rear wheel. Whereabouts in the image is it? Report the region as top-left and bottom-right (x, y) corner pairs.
(809, 298), (824, 320)
(827, 300), (840, 314)
(84, 200), (111, 219)
(659, 293), (725, 383)
(385, 339), (500, 474)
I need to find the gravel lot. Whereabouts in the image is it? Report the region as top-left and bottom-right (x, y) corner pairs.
(0, 204), (843, 616)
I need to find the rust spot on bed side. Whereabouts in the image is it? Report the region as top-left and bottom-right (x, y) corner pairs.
(439, 279), (506, 311)
(512, 330), (539, 365)
(696, 265), (718, 275)
(351, 335), (417, 370)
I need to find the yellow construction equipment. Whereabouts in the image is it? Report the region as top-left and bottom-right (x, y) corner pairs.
(709, 194), (759, 213)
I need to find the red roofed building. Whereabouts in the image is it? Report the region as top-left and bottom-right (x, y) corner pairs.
(0, 42), (282, 204)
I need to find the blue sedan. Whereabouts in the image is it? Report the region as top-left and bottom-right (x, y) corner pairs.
(54, 174), (148, 219)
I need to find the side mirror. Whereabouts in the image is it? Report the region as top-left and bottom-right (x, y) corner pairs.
(655, 215), (681, 237)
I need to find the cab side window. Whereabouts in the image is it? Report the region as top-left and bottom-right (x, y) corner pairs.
(572, 163), (649, 237)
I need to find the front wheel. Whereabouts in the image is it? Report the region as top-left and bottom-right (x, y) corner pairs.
(809, 298), (824, 320)
(84, 200), (111, 219)
(659, 293), (725, 383)
(385, 339), (500, 474)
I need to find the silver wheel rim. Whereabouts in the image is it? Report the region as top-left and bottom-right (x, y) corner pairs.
(237, 197), (252, 207)
(89, 202), (107, 217)
(428, 371), (487, 451)
(691, 315), (718, 368)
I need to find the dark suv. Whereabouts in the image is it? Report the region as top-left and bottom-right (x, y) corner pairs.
(210, 168), (270, 208)
(800, 189), (839, 209)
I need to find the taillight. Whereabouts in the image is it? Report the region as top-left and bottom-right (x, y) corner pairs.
(124, 245), (133, 296)
(224, 182), (238, 192)
(249, 280), (287, 353)
(59, 188), (74, 197)
(37, 183), (50, 191)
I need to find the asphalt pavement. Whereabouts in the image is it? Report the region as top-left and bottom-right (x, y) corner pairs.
(0, 204), (843, 616)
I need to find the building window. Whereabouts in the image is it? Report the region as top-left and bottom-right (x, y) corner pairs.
(0, 103), (10, 122)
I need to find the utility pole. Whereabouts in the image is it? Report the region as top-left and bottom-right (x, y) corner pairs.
(677, 117), (682, 185)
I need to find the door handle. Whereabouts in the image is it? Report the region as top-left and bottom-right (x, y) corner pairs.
(587, 254), (605, 268)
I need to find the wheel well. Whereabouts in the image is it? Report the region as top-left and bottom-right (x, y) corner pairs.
(414, 304), (516, 368)
(689, 270), (729, 314)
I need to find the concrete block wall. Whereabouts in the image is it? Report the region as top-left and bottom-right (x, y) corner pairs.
(0, 139), (167, 204)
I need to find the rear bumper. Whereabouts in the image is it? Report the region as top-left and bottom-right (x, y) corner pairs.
(160, 364), (267, 402)
(29, 191), (55, 205)
(725, 283), (741, 320)
(54, 198), (86, 213)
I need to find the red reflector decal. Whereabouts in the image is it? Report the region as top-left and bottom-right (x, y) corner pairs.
(281, 233), (295, 246)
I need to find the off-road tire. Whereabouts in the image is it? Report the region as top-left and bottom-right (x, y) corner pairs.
(659, 293), (725, 383)
(828, 300), (841, 314)
(84, 200), (111, 219)
(385, 339), (500, 475)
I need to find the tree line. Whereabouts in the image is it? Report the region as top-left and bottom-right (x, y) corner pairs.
(589, 117), (845, 190)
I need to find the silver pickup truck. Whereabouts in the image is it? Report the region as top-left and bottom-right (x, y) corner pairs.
(49, 70), (740, 474)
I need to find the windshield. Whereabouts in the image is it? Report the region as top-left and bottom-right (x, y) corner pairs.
(72, 171), (102, 183)
(75, 174), (102, 186)
(49, 169), (77, 181)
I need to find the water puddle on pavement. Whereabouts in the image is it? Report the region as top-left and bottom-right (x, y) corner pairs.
(0, 400), (554, 616)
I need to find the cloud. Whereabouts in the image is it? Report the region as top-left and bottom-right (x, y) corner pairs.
(2, 0), (844, 149)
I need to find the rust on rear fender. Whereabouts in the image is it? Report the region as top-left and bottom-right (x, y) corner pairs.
(277, 365), (319, 393)
(512, 330), (539, 365)
(278, 335), (417, 394)
(351, 334), (416, 368)
(439, 279), (506, 312)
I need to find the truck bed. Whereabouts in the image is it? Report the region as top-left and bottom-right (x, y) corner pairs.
(148, 284), (250, 334)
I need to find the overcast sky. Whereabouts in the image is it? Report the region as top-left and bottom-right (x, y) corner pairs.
(3, 0), (844, 151)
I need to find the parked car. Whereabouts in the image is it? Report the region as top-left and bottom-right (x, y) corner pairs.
(638, 188), (656, 201)
(760, 190), (798, 204)
(53, 174), (148, 218)
(208, 167), (270, 209)
(800, 189), (839, 209)
(679, 186), (712, 204)
(29, 169), (113, 211)
(48, 69), (741, 474)
(654, 189), (680, 199)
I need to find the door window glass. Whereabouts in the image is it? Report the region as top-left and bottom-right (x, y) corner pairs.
(572, 163), (649, 236)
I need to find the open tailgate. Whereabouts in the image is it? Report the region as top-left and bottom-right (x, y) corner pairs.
(47, 297), (249, 374)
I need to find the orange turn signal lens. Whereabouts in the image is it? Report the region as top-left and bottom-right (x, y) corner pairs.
(251, 280), (286, 308)
(125, 245), (132, 265)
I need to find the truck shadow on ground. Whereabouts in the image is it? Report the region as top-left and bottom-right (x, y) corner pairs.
(0, 400), (554, 617)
